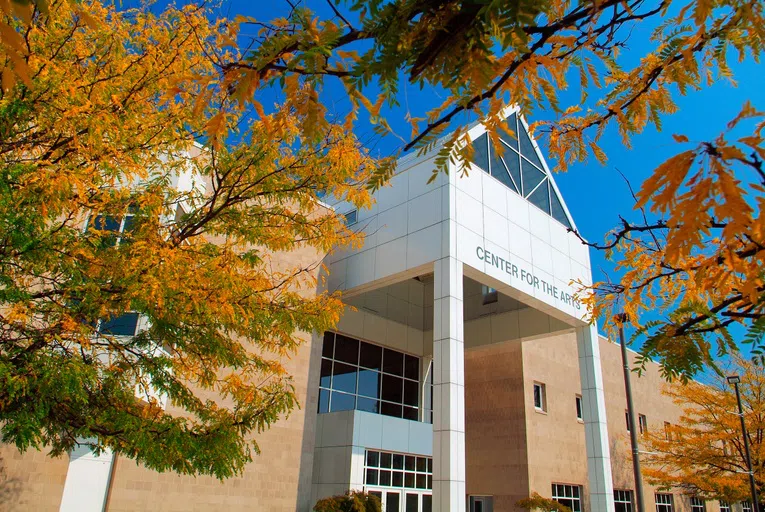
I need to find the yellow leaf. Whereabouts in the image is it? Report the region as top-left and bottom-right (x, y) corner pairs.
(672, 134), (689, 143)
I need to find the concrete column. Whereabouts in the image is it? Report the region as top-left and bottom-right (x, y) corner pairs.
(576, 324), (615, 512)
(59, 441), (114, 512)
(432, 256), (465, 512)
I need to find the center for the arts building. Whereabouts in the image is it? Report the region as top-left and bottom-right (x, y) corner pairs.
(4, 110), (712, 512)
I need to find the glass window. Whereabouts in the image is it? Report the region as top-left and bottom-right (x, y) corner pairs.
(519, 121), (544, 169)
(614, 490), (633, 512)
(533, 382), (547, 412)
(318, 389), (330, 413)
(576, 395), (583, 421)
(639, 414), (648, 435)
(331, 362), (357, 394)
(98, 312), (140, 336)
(330, 391), (355, 411)
(626, 411), (631, 431)
(334, 334), (359, 365)
(322, 332), (334, 358)
(344, 210), (358, 226)
(655, 493), (673, 512)
(489, 145), (518, 193)
(404, 355), (419, 380)
(472, 134), (490, 173)
(360, 342), (383, 370)
(386, 492), (400, 512)
(719, 501), (730, 512)
(318, 332), (421, 420)
(406, 493), (419, 512)
(550, 189), (572, 229)
(528, 180), (551, 214)
(552, 484), (582, 512)
(742, 502), (752, 512)
(383, 349), (404, 376)
(691, 497), (705, 512)
(423, 495), (432, 512)
(521, 159), (545, 196)
(367, 450), (380, 467)
(358, 369), (381, 399)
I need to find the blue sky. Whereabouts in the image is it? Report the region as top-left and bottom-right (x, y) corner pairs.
(139, 1), (763, 359)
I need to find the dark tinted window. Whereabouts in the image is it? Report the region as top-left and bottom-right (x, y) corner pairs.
(318, 389), (330, 413)
(332, 362), (357, 394)
(520, 122), (544, 169)
(334, 334), (359, 365)
(322, 332), (334, 358)
(320, 359), (332, 388)
(383, 349), (404, 375)
(404, 355), (419, 380)
(381, 402), (402, 418)
(357, 397), (379, 414)
(472, 134), (490, 173)
(528, 180), (551, 214)
(521, 159), (545, 196)
(358, 369), (381, 399)
(99, 312), (139, 336)
(382, 375), (403, 403)
(360, 342), (382, 370)
(331, 391), (355, 411)
(403, 380), (419, 406)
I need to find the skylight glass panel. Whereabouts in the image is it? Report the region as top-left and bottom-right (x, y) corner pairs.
(521, 159), (545, 196)
(528, 180), (551, 214)
(472, 133), (489, 173)
(520, 122), (544, 169)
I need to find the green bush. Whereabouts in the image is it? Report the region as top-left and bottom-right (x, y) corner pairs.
(313, 491), (382, 512)
(517, 492), (573, 512)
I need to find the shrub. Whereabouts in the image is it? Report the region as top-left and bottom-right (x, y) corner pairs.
(517, 492), (573, 512)
(313, 491), (382, 512)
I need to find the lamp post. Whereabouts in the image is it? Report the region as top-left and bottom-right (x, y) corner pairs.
(615, 313), (645, 512)
(728, 375), (759, 512)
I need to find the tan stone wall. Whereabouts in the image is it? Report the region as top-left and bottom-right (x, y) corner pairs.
(465, 339), (531, 511)
(0, 445), (68, 512)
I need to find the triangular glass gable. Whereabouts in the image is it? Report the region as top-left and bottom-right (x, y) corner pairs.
(489, 144), (519, 193)
(550, 187), (572, 229)
(472, 133), (490, 173)
(528, 179), (551, 214)
(519, 121), (544, 169)
(469, 111), (574, 229)
(521, 159), (545, 196)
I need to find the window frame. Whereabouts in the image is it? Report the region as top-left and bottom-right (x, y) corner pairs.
(533, 382), (547, 413)
(551, 483), (582, 512)
(614, 489), (634, 512)
(690, 497), (705, 512)
(655, 493), (674, 512)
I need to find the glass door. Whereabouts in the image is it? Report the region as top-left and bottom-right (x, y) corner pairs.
(385, 490), (401, 512)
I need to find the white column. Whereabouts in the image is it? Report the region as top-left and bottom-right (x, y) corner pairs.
(60, 441), (114, 512)
(432, 256), (465, 512)
(576, 324), (615, 512)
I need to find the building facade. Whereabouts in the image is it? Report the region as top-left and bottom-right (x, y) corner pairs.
(0, 111), (738, 512)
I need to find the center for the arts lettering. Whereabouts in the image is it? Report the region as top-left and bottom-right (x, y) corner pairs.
(475, 246), (581, 309)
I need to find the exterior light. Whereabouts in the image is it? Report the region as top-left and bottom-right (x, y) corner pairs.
(728, 375), (741, 385)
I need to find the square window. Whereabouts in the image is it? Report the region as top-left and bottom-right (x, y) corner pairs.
(330, 391), (354, 412)
(691, 497), (705, 512)
(552, 484), (582, 512)
(416, 457), (427, 472)
(392, 470), (404, 487)
(358, 369), (381, 399)
(383, 349), (404, 376)
(719, 501), (730, 512)
(360, 342), (383, 370)
(382, 375), (403, 403)
(655, 493), (673, 512)
(533, 382), (547, 412)
(742, 502), (752, 512)
(331, 362), (357, 394)
(366, 468), (378, 485)
(614, 490), (633, 512)
(392, 454), (404, 470)
(380, 452), (392, 468)
(367, 451), (380, 468)
(334, 334), (359, 365)
(379, 470), (391, 486)
(343, 209), (358, 226)
(381, 402), (403, 418)
(403, 406), (419, 421)
(356, 397), (379, 414)
(405, 456), (415, 471)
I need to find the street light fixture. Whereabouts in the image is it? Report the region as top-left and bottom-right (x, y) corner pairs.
(727, 374), (759, 512)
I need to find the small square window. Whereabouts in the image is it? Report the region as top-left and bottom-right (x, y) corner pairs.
(533, 382), (547, 412)
(576, 395), (583, 421)
(481, 285), (498, 305)
(343, 209), (358, 226)
(655, 493), (673, 512)
(690, 497), (705, 512)
(719, 501), (730, 512)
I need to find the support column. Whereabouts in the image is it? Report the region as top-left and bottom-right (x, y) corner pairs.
(59, 440), (115, 512)
(576, 324), (616, 512)
(433, 257), (465, 512)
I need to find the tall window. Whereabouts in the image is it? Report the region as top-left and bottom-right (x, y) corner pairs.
(626, 411), (631, 431)
(552, 484), (582, 512)
(533, 382), (547, 412)
(575, 395), (583, 421)
(719, 501), (730, 512)
(742, 502), (752, 512)
(614, 490), (634, 512)
(319, 332), (422, 421)
(655, 493), (673, 512)
(690, 497), (705, 512)
(664, 421), (672, 440)
(639, 414), (648, 435)
(87, 210), (141, 336)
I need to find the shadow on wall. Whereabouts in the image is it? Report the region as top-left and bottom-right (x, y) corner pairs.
(0, 452), (22, 512)
(610, 435), (633, 487)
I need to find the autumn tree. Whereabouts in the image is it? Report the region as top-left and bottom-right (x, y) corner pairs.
(642, 356), (765, 502)
(210, 0), (763, 377)
(0, 1), (373, 478)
